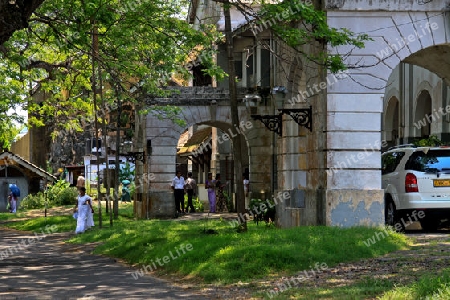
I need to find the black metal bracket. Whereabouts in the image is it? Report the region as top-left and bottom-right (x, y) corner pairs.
(120, 151), (145, 164)
(279, 106), (312, 132)
(251, 114), (282, 136)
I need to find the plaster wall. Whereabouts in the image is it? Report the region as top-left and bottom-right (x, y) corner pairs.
(325, 4), (450, 226)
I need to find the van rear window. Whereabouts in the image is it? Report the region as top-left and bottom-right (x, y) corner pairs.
(405, 150), (450, 172)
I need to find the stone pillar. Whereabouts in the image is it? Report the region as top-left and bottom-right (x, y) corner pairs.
(325, 88), (384, 227)
(146, 116), (179, 218)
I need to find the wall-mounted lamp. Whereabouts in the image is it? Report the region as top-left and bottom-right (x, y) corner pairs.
(247, 89), (313, 136)
(120, 139), (145, 163)
(243, 94), (262, 115)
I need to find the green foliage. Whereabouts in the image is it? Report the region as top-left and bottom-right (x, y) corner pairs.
(413, 135), (443, 147)
(142, 105), (187, 128)
(119, 162), (134, 182)
(258, 0), (372, 72)
(223, 191), (233, 212)
(184, 194), (204, 212)
(20, 179), (78, 209)
(46, 179), (78, 206)
(0, 0), (220, 141)
(20, 193), (46, 210)
(249, 198), (275, 217)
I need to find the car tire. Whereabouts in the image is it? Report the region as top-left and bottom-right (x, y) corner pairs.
(420, 218), (440, 232)
(385, 198), (403, 231)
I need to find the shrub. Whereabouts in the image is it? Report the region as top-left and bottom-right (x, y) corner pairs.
(19, 179), (78, 210)
(184, 194), (204, 212)
(57, 186), (78, 206)
(20, 193), (46, 209)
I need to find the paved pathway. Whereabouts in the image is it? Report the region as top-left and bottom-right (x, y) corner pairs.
(0, 227), (215, 300)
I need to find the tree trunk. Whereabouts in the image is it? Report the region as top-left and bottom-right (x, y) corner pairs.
(222, 2), (247, 231)
(0, 0), (45, 45)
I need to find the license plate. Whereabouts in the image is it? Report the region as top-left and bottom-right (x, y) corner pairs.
(434, 179), (450, 187)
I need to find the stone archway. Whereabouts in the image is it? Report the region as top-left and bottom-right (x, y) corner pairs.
(325, 2), (450, 226)
(383, 96), (400, 146)
(142, 90), (272, 218)
(414, 90), (433, 138)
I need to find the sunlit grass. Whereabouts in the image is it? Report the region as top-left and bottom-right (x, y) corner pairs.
(2, 209), (410, 285)
(0, 211), (28, 221)
(379, 269), (450, 300)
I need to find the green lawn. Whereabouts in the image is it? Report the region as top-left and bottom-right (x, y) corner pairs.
(5, 206), (449, 299)
(1, 205), (409, 287)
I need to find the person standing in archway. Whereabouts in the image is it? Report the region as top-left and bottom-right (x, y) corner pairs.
(215, 173), (228, 212)
(171, 170), (185, 215)
(184, 172), (197, 213)
(243, 174), (250, 209)
(205, 172), (216, 213)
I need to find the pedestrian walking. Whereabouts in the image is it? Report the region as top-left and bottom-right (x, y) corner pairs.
(74, 187), (94, 234)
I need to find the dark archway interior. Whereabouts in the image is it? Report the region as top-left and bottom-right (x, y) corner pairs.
(404, 45), (450, 85)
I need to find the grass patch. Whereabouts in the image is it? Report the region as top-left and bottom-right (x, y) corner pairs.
(261, 276), (397, 299)
(379, 269), (450, 300)
(0, 211), (28, 221)
(1, 209), (410, 285)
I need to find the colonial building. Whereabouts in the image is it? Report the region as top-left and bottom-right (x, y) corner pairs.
(12, 0), (450, 227)
(143, 0), (450, 226)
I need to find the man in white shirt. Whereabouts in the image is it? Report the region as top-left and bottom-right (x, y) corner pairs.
(171, 171), (185, 215)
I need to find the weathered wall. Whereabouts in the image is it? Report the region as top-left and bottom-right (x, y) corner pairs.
(325, 2), (450, 226)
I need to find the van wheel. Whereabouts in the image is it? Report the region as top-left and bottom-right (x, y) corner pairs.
(385, 199), (402, 231)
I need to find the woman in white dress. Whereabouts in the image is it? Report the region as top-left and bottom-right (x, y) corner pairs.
(74, 187), (94, 234)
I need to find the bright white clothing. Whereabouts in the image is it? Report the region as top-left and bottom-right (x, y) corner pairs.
(86, 208), (95, 229)
(243, 179), (249, 193)
(171, 176), (185, 189)
(75, 194), (92, 234)
(243, 179), (250, 208)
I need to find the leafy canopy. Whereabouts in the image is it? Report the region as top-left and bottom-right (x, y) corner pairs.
(256, 0), (371, 72)
(0, 0), (220, 146)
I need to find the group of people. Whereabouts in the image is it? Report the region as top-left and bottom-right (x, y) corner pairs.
(171, 171), (229, 215)
(171, 171), (198, 214)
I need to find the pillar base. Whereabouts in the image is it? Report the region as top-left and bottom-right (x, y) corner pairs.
(134, 191), (175, 219)
(325, 189), (384, 227)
